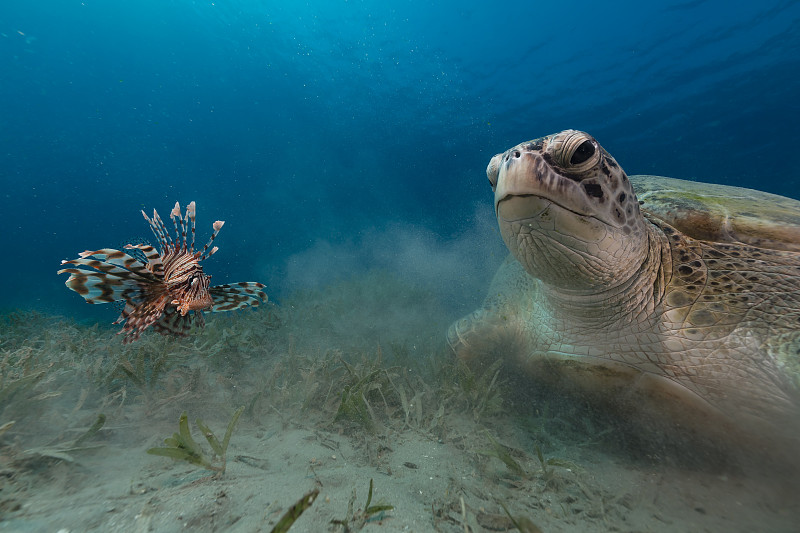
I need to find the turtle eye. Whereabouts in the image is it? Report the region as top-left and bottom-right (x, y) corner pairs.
(570, 140), (595, 166)
(547, 130), (600, 170)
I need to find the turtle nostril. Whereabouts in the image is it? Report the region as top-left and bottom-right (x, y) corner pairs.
(513, 151), (521, 158)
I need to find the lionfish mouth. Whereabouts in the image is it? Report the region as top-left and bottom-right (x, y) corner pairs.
(174, 279), (214, 315)
(58, 201), (268, 343)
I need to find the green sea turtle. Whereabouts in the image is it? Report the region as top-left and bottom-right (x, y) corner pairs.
(449, 129), (800, 459)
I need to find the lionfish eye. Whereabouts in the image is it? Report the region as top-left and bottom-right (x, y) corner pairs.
(570, 140), (596, 165)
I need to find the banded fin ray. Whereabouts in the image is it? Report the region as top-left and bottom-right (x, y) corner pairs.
(124, 244), (165, 275)
(56, 269), (146, 304)
(76, 248), (150, 272)
(141, 209), (174, 254)
(209, 282), (267, 312)
(198, 219), (224, 261)
(58, 248), (161, 305)
(151, 305), (203, 338)
(61, 251), (154, 280)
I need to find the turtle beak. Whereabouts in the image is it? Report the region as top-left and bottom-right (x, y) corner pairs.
(497, 196), (553, 222)
(487, 153), (503, 191)
(493, 149), (598, 219)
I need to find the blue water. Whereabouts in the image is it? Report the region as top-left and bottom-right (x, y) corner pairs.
(1, 0), (799, 318)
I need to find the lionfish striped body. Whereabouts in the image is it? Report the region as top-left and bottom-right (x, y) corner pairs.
(58, 201), (267, 343)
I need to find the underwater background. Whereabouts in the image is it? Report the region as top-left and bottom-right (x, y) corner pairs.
(3, 2), (800, 532)
(1, 0), (799, 318)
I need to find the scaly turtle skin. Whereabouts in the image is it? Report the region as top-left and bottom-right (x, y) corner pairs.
(449, 130), (800, 455)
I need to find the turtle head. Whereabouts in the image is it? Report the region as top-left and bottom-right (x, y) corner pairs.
(488, 130), (648, 291)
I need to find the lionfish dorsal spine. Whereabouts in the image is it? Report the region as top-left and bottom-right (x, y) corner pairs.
(184, 200), (197, 254)
(142, 208), (173, 254)
(187, 201), (197, 253)
(153, 209), (172, 250)
(198, 220), (224, 260)
(155, 207), (174, 253)
(169, 201), (187, 253)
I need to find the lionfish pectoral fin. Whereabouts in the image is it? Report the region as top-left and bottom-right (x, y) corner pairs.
(208, 282), (267, 312)
(57, 248), (159, 305)
(66, 248), (151, 275)
(57, 269), (144, 305)
(124, 244), (164, 275)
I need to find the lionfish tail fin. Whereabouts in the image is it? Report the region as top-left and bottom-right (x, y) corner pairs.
(209, 282), (267, 312)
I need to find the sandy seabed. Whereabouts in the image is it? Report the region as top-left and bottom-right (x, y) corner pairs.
(2, 273), (798, 532)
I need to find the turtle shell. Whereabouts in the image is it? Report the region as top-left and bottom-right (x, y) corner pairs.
(630, 175), (800, 252)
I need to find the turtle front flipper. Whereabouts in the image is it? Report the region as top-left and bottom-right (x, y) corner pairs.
(448, 255), (534, 365)
(447, 308), (530, 366)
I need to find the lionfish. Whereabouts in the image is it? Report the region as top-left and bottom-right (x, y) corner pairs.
(58, 201), (267, 344)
